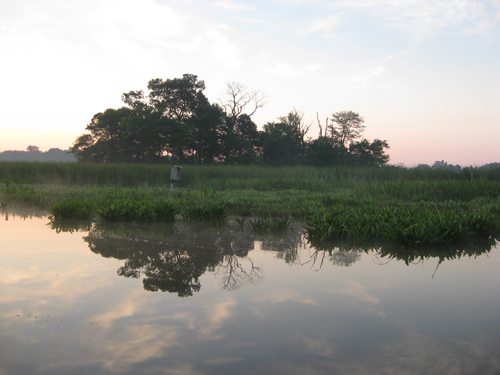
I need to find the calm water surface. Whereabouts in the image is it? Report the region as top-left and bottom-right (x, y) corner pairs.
(1, 210), (500, 375)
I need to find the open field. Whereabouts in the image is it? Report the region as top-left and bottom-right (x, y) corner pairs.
(1, 162), (499, 248)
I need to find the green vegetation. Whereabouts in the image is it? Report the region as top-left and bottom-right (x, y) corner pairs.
(68, 74), (389, 167)
(1, 163), (499, 245)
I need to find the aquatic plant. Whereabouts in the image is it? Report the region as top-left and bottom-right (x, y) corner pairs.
(306, 204), (499, 248)
(248, 217), (293, 232)
(48, 199), (94, 220)
(183, 202), (228, 225)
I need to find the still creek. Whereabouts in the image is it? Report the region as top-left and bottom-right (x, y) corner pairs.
(1, 209), (500, 375)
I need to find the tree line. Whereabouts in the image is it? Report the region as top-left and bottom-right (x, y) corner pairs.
(0, 146), (75, 162)
(71, 74), (390, 166)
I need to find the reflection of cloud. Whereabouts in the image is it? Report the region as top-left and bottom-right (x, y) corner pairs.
(0, 268), (113, 306)
(337, 280), (380, 304)
(360, 329), (500, 374)
(100, 325), (178, 372)
(0, 268), (39, 286)
(254, 289), (318, 306)
(199, 298), (237, 337)
(91, 293), (141, 330)
(301, 334), (338, 357)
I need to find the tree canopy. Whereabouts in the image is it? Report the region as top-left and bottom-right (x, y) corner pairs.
(71, 74), (390, 167)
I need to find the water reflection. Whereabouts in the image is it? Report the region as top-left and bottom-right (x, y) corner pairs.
(3, 214), (500, 375)
(48, 220), (498, 296)
(81, 223), (264, 296)
(308, 236), (497, 266)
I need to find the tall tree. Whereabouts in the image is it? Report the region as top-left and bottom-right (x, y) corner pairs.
(328, 111), (365, 147)
(190, 103), (225, 164)
(278, 108), (311, 156)
(218, 81), (267, 119)
(218, 81), (267, 163)
(147, 74), (209, 121)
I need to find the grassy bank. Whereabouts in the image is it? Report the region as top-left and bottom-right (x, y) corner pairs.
(1, 162), (499, 246)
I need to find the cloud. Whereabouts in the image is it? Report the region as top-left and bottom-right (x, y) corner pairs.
(211, 0), (252, 12)
(299, 14), (342, 37)
(348, 65), (385, 90)
(336, 0), (500, 39)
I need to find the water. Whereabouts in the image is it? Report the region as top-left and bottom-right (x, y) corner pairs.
(1, 211), (500, 374)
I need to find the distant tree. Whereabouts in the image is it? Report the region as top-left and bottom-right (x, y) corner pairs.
(432, 160), (461, 171)
(349, 139), (390, 166)
(0, 147), (75, 162)
(26, 145), (41, 153)
(328, 111), (365, 147)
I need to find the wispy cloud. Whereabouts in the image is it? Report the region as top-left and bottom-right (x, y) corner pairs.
(299, 14), (342, 37)
(337, 0), (500, 39)
(211, 0), (252, 12)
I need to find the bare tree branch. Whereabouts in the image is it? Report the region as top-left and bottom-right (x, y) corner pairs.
(219, 81), (268, 119)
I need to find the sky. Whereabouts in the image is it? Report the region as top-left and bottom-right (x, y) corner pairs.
(1, 0), (499, 166)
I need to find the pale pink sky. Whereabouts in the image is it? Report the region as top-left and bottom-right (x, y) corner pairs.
(1, 0), (499, 166)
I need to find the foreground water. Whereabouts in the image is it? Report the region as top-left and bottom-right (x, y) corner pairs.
(1, 210), (500, 375)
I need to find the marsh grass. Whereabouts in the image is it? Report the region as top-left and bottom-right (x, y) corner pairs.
(183, 203), (228, 226)
(2, 163), (500, 239)
(2, 162), (499, 188)
(247, 217), (293, 232)
(305, 204), (499, 248)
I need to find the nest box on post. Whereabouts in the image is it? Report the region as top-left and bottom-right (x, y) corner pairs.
(170, 165), (182, 191)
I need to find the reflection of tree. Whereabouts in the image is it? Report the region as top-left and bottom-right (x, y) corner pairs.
(329, 251), (361, 267)
(84, 226), (223, 297)
(77, 222), (260, 297)
(307, 235), (496, 273)
(259, 231), (306, 265)
(216, 255), (262, 291)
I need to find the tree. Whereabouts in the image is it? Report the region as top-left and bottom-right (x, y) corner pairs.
(328, 111), (365, 147)
(218, 81), (267, 119)
(26, 145), (41, 153)
(278, 108), (311, 156)
(262, 122), (302, 165)
(218, 82), (267, 163)
(71, 107), (133, 163)
(147, 74), (209, 121)
(349, 139), (390, 166)
(72, 74), (213, 163)
(306, 137), (348, 167)
(190, 103), (225, 164)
